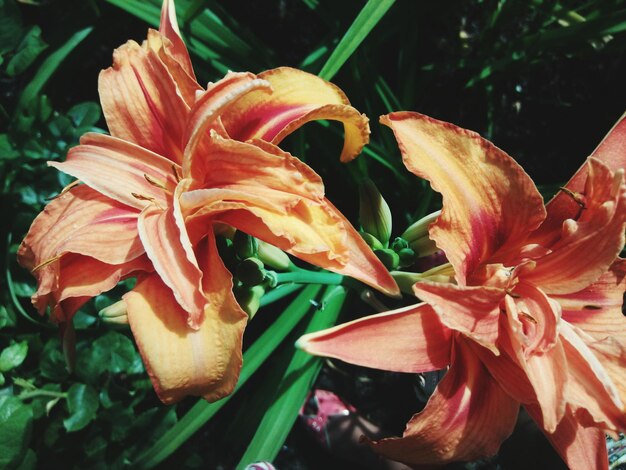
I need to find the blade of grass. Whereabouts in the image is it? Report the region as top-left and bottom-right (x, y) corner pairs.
(236, 285), (347, 467)
(132, 284), (323, 469)
(318, 0), (395, 81)
(16, 27), (92, 115)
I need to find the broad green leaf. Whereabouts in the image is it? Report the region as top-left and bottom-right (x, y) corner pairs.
(67, 101), (101, 128)
(0, 397), (33, 468)
(76, 331), (143, 384)
(319, 0), (395, 80)
(0, 304), (17, 330)
(132, 284), (323, 469)
(0, 134), (19, 160)
(0, 340), (28, 372)
(15, 448), (36, 470)
(6, 26), (48, 76)
(237, 285), (347, 466)
(0, 0), (24, 55)
(63, 383), (99, 432)
(16, 26), (93, 115)
(39, 339), (69, 382)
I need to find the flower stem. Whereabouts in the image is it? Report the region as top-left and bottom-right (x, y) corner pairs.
(274, 270), (344, 286)
(19, 390), (67, 400)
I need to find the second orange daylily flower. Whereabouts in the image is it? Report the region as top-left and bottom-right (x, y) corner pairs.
(18, 0), (397, 404)
(299, 111), (626, 468)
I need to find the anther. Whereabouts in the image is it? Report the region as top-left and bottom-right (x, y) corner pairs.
(558, 187), (586, 209)
(505, 289), (520, 299)
(171, 164), (182, 183)
(583, 305), (602, 310)
(132, 192), (163, 210)
(143, 174), (168, 190)
(32, 255), (62, 272)
(47, 180), (81, 200)
(519, 312), (537, 324)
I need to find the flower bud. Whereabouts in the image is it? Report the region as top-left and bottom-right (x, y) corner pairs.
(359, 179), (392, 246)
(391, 237), (409, 252)
(233, 230), (259, 260)
(257, 240), (291, 271)
(397, 247), (416, 268)
(236, 257), (266, 286)
(359, 232), (384, 250)
(98, 300), (129, 325)
(401, 210), (441, 245)
(374, 248), (399, 271)
(234, 285), (265, 318)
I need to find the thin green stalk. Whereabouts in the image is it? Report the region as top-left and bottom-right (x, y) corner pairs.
(132, 285), (323, 469)
(319, 0), (395, 80)
(274, 270), (343, 286)
(259, 283), (303, 307)
(19, 390), (67, 400)
(237, 286), (347, 467)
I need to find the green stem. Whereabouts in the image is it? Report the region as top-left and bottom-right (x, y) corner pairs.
(132, 285), (323, 469)
(19, 390), (67, 400)
(259, 283), (303, 307)
(274, 270), (343, 286)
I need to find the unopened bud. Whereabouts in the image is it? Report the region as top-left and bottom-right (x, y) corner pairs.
(360, 232), (384, 250)
(234, 285), (265, 318)
(410, 235), (439, 257)
(391, 263), (455, 295)
(397, 247), (416, 268)
(236, 257), (266, 287)
(391, 237), (409, 252)
(401, 210), (441, 245)
(233, 230), (259, 260)
(374, 248), (399, 271)
(98, 300), (129, 325)
(257, 240), (291, 271)
(359, 179), (392, 246)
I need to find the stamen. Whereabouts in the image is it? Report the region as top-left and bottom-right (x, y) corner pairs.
(143, 174), (168, 190)
(558, 187), (586, 209)
(505, 289), (520, 299)
(171, 164), (182, 183)
(47, 180), (81, 200)
(32, 255), (62, 272)
(583, 305), (602, 310)
(132, 192), (163, 210)
(519, 311), (537, 324)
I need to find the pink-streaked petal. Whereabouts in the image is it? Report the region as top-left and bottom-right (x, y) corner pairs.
(125, 268), (247, 404)
(182, 72), (271, 177)
(297, 303), (452, 373)
(586, 336), (626, 418)
(526, 405), (609, 470)
(559, 323), (626, 432)
(526, 158), (626, 294)
(157, 0), (195, 79)
(413, 281), (504, 354)
(99, 39), (188, 161)
(220, 67), (370, 162)
(137, 196), (206, 328)
(534, 112), (626, 247)
(369, 339), (519, 466)
(50, 133), (179, 210)
(503, 293), (567, 433)
(555, 259), (626, 343)
(381, 112), (546, 285)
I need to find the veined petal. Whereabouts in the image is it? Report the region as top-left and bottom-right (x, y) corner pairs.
(381, 112), (546, 284)
(526, 405), (609, 470)
(137, 192), (206, 328)
(534, 112), (626, 247)
(220, 67), (370, 162)
(525, 158), (626, 294)
(125, 266), (247, 404)
(413, 282), (504, 354)
(50, 133), (179, 210)
(369, 339), (519, 466)
(503, 293), (567, 432)
(18, 185), (143, 284)
(183, 73), (272, 176)
(297, 303), (451, 373)
(157, 0), (195, 79)
(555, 259), (626, 343)
(99, 39), (188, 162)
(586, 336), (626, 418)
(559, 322), (626, 432)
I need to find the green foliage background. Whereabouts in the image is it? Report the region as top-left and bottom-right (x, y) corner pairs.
(1, 0), (625, 468)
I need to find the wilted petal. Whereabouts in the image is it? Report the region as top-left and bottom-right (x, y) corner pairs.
(220, 67), (370, 162)
(526, 405), (609, 470)
(369, 339), (519, 466)
(99, 39), (188, 161)
(137, 190), (206, 328)
(297, 303), (451, 373)
(535, 112), (626, 247)
(50, 133), (179, 210)
(413, 281), (504, 354)
(555, 259), (626, 343)
(526, 159), (626, 294)
(381, 112), (546, 285)
(124, 263), (247, 404)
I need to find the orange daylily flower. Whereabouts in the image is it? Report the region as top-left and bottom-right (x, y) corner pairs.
(18, 0), (397, 404)
(298, 111), (626, 468)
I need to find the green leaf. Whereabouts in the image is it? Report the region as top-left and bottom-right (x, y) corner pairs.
(67, 102), (101, 128)
(0, 0), (24, 55)
(16, 26), (93, 115)
(237, 285), (347, 467)
(76, 331), (143, 384)
(0, 134), (19, 160)
(39, 339), (69, 382)
(132, 284), (323, 469)
(6, 26), (48, 76)
(0, 397), (33, 468)
(319, 0), (395, 80)
(0, 340), (28, 372)
(0, 305), (17, 330)
(15, 448), (37, 470)
(63, 383), (99, 432)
